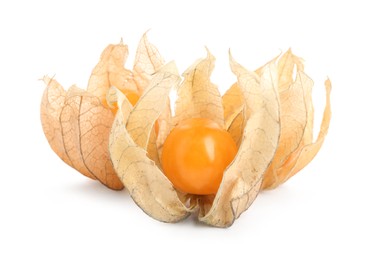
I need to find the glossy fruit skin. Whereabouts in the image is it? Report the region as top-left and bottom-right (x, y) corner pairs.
(161, 118), (238, 195)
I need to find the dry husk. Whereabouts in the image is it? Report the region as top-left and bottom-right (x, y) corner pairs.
(41, 33), (165, 189)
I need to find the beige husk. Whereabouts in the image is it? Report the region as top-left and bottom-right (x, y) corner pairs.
(222, 83), (244, 130)
(41, 34), (165, 190)
(133, 32), (165, 92)
(261, 49), (331, 189)
(173, 50), (225, 128)
(41, 76), (122, 189)
(109, 63), (190, 222)
(198, 55), (281, 227)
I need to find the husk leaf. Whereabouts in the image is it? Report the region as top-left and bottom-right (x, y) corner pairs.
(261, 48), (331, 189)
(173, 49), (224, 128)
(87, 41), (137, 106)
(198, 55), (280, 227)
(278, 49), (304, 92)
(109, 63), (189, 222)
(40, 77), (86, 175)
(126, 62), (180, 149)
(227, 111), (244, 148)
(61, 86), (122, 189)
(270, 79), (332, 187)
(262, 71), (310, 189)
(222, 83), (244, 130)
(222, 53), (280, 145)
(133, 32), (165, 92)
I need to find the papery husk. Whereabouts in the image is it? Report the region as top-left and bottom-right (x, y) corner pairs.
(109, 62), (190, 222)
(40, 77), (91, 177)
(63, 86), (122, 189)
(263, 79), (331, 189)
(87, 41), (137, 106)
(261, 50), (331, 190)
(132, 33), (171, 161)
(126, 62), (179, 149)
(222, 83), (244, 130)
(41, 76), (123, 189)
(88, 33), (165, 107)
(198, 55), (280, 227)
(278, 49), (304, 92)
(227, 111), (244, 148)
(41, 34), (166, 190)
(222, 83), (245, 147)
(133, 32), (165, 92)
(287, 79), (331, 176)
(221, 54), (280, 148)
(127, 62), (177, 167)
(41, 41), (131, 190)
(261, 71), (309, 189)
(173, 49), (225, 128)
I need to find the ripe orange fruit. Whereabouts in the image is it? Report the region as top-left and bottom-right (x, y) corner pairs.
(161, 118), (237, 195)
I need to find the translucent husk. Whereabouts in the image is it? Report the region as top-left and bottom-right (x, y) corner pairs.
(261, 49), (332, 190)
(41, 33), (165, 190)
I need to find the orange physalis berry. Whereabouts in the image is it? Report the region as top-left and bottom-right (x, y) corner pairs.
(161, 118), (238, 195)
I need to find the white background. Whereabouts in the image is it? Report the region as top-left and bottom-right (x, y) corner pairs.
(1, 0), (373, 259)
